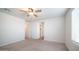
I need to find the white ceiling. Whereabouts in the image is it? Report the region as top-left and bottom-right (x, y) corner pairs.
(0, 8), (68, 21)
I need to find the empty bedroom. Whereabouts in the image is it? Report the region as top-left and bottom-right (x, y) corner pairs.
(0, 8), (79, 51)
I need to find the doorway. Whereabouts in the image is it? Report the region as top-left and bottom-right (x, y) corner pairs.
(39, 22), (44, 40)
(25, 22), (44, 40)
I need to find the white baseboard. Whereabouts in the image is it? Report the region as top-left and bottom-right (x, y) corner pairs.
(44, 39), (65, 44)
(0, 39), (25, 47)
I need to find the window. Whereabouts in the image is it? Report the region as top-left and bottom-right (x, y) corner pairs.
(72, 8), (79, 43)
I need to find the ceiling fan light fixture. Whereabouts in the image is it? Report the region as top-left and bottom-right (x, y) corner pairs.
(29, 12), (33, 15)
(19, 8), (42, 17)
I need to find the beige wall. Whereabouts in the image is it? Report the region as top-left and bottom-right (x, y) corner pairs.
(0, 12), (25, 47)
(30, 17), (65, 43)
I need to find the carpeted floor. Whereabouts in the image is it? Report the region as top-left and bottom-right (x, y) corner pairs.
(0, 39), (68, 51)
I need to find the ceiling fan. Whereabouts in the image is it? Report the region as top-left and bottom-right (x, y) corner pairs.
(19, 8), (42, 17)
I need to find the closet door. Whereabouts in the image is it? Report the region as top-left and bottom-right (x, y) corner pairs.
(39, 22), (44, 40)
(31, 22), (38, 39)
(31, 22), (44, 40)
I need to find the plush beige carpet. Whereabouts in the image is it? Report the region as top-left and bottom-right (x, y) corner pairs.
(0, 39), (68, 51)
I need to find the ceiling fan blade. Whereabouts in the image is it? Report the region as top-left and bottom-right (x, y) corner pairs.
(33, 13), (38, 17)
(35, 9), (42, 12)
(28, 8), (34, 12)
